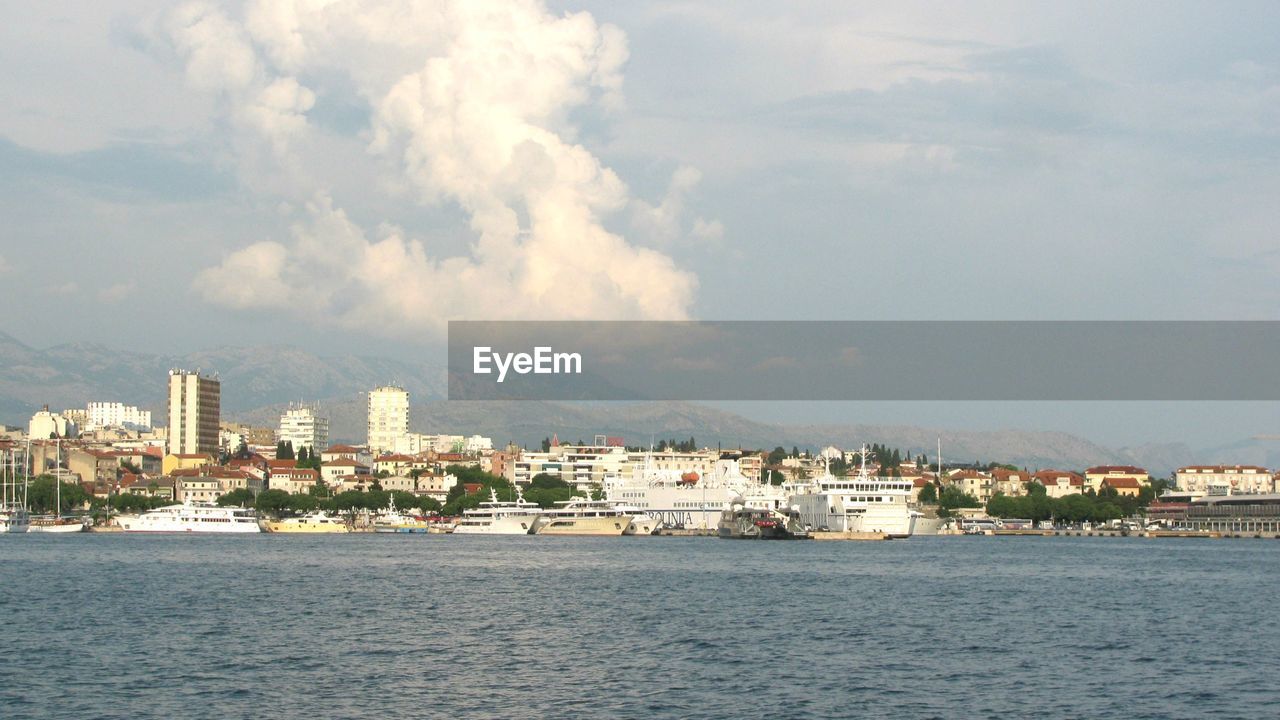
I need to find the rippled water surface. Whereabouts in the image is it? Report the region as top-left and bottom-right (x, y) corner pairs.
(2, 534), (1278, 719)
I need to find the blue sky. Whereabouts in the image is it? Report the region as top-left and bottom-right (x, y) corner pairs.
(1, 1), (1278, 445)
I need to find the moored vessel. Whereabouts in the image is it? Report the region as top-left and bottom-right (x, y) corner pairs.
(264, 511), (351, 533)
(453, 487), (542, 535)
(787, 446), (915, 538)
(115, 501), (262, 533)
(717, 503), (808, 539)
(532, 498), (633, 536)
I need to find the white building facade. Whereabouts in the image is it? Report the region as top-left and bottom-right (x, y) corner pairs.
(86, 402), (152, 431)
(1176, 465), (1273, 495)
(278, 405), (329, 454)
(367, 386), (409, 455)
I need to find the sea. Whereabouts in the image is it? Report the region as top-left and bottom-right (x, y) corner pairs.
(2, 534), (1277, 719)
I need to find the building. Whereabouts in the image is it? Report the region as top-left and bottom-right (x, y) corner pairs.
(167, 370), (220, 456)
(948, 470), (995, 503)
(86, 402), (152, 431)
(162, 453), (214, 476)
(367, 386), (409, 455)
(175, 476), (222, 504)
(278, 405), (329, 455)
(991, 468), (1032, 497)
(29, 406), (77, 439)
(1175, 465), (1273, 495)
(1100, 476), (1143, 497)
(1083, 465), (1149, 491)
(269, 467), (321, 495)
(1034, 470), (1085, 498)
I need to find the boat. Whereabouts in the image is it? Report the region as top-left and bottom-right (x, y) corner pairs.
(909, 511), (945, 536)
(1, 446), (29, 533)
(603, 452), (788, 531)
(27, 441), (84, 533)
(786, 446), (916, 538)
(717, 502), (808, 539)
(263, 511), (351, 533)
(371, 497), (430, 533)
(115, 501), (262, 533)
(27, 516), (86, 533)
(532, 498), (634, 536)
(453, 487), (542, 535)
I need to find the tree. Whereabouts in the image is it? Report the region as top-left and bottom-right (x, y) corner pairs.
(767, 469), (785, 485)
(917, 483), (938, 504)
(276, 441), (295, 460)
(938, 486), (981, 511)
(216, 487), (256, 507)
(254, 489), (292, 515)
(286, 493), (319, 514)
(767, 446), (787, 466)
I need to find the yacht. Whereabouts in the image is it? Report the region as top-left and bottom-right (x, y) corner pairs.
(786, 446), (916, 537)
(27, 516), (87, 533)
(453, 487), (543, 535)
(532, 498), (634, 536)
(0, 506), (29, 534)
(604, 453), (787, 531)
(264, 511), (351, 533)
(1, 448), (29, 533)
(115, 501), (262, 533)
(371, 497), (430, 533)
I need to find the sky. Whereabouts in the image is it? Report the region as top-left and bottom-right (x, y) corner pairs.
(1, 1), (1279, 446)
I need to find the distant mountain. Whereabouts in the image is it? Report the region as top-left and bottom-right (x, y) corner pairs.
(233, 397), (1192, 474)
(0, 330), (1231, 475)
(0, 330), (445, 419)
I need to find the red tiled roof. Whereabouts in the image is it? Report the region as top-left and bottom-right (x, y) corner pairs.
(324, 444), (362, 454)
(1101, 477), (1143, 489)
(1085, 465), (1147, 475)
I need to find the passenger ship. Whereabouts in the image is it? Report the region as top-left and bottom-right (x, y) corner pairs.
(786, 447), (916, 537)
(115, 501), (262, 533)
(453, 487), (543, 535)
(604, 453), (787, 531)
(264, 511), (351, 533)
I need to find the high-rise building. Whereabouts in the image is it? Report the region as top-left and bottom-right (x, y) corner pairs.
(167, 370), (220, 456)
(367, 385), (409, 455)
(278, 405), (329, 454)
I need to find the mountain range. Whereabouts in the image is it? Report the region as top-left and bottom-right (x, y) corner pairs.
(5, 330), (1280, 475)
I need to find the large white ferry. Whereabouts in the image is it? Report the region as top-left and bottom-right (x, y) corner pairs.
(604, 453), (787, 531)
(532, 498), (634, 536)
(453, 487), (543, 535)
(115, 501), (262, 533)
(787, 447), (917, 537)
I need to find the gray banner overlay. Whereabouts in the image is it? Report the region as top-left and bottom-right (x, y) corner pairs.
(448, 321), (1280, 401)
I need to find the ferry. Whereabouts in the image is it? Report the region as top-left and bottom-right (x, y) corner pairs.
(787, 446), (916, 538)
(453, 487), (543, 535)
(263, 511), (351, 533)
(115, 501), (262, 533)
(532, 498), (634, 536)
(604, 453), (787, 531)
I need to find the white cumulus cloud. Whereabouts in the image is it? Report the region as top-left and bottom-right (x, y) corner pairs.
(168, 0), (704, 337)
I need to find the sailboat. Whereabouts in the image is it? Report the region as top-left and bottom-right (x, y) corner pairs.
(1, 447), (31, 533)
(28, 439), (86, 533)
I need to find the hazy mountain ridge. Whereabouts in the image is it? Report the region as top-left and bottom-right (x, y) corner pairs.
(0, 331), (446, 419)
(0, 331), (1258, 475)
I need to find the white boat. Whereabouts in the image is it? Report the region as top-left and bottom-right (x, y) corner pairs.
(115, 501), (262, 533)
(453, 487), (542, 535)
(532, 498), (634, 536)
(909, 512), (945, 536)
(371, 497), (430, 533)
(27, 516), (86, 533)
(1, 446), (29, 533)
(787, 446), (916, 538)
(263, 511), (351, 533)
(0, 507), (29, 534)
(603, 453), (787, 531)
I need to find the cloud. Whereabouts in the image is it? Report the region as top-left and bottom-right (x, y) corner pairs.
(99, 281), (137, 302)
(169, 0), (703, 337)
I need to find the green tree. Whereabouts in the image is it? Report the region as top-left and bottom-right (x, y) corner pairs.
(286, 493), (319, 514)
(917, 483), (938, 504)
(216, 487), (256, 507)
(254, 489), (292, 515)
(276, 441), (295, 460)
(767, 446), (787, 465)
